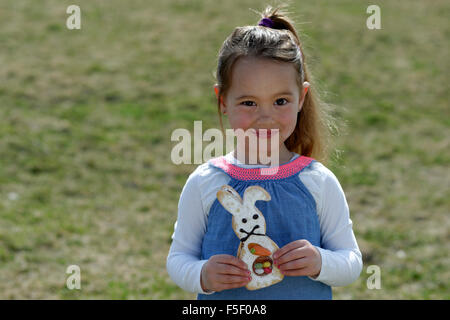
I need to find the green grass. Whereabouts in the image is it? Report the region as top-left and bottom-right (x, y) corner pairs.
(0, 0), (448, 299)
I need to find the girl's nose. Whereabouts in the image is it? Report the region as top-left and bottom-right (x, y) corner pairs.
(257, 104), (275, 120)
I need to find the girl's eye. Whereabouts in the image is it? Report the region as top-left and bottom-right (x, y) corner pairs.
(275, 98), (288, 106)
(253, 214), (258, 220)
(241, 101), (256, 107)
(240, 99), (288, 107)
(242, 218), (247, 223)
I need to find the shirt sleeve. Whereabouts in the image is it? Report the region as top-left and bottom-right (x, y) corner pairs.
(307, 165), (363, 287)
(166, 167), (214, 294)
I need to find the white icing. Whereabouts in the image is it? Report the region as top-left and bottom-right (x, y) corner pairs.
(255, 268), (264, 275)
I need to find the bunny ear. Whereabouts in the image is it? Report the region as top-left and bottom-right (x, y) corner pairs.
(243, 186), (271, 208)
(217, 185), (243, 216)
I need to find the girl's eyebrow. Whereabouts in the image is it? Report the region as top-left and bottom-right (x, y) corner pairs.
(235, 92), (294, 100)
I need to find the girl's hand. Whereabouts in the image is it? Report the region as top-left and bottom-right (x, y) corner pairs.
(272, 239), (322, 278)
(200, 254), (251, 292)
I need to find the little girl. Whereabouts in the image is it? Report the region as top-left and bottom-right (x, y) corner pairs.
(167, 5), (362, 300)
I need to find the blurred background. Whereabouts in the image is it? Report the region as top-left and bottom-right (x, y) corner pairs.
(0, 0), (448, 299)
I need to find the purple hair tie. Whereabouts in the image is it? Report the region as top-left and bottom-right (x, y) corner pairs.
(258, 17), (275, 28)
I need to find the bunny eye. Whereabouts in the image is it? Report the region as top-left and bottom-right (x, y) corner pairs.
(253, 214), (258, 220)
(242, 218), (247, 223)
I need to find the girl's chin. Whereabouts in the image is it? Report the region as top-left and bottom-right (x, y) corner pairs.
(246, 144), (281, 154)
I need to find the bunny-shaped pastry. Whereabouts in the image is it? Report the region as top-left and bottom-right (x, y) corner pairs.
(216, 185), (284, 290)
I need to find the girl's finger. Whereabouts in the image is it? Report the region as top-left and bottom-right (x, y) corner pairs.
(215, 255), (249, 271)
(274, 246), (309, 266)
(216, 263), (251, 277)
(278, 257), (310, 271)
(218, 274), (251, 285)
(273, 239), (309, 260)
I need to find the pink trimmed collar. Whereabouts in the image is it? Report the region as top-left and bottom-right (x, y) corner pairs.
(209, 155), (315, 181)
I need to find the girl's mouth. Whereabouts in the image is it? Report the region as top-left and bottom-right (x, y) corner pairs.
(255, 129), (272, 138)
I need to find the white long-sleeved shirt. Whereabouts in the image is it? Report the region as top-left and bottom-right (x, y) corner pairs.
(166, 152), (363, 294)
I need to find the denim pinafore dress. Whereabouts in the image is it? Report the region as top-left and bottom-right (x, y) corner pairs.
(198, 155), (332, 300)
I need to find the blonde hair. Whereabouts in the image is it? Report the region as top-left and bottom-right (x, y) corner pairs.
(215, 4), (339, 164)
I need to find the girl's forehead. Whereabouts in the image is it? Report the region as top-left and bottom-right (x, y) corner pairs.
(229, 56), (299, 96)
(233, 56), (296, 76)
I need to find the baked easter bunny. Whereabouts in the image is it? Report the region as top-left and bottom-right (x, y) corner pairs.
(217, 185), (284, 290)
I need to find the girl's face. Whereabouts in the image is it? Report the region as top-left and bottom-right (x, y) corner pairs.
(216, 56), (309, 160)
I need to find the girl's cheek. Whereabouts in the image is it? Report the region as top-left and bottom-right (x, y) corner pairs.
(280, 113), (298, 128)
(279, 109), (297, 122)
(230, 113), (254, 130)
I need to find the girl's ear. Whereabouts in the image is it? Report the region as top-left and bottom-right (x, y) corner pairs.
(214, 85), (219, 99)
(214, 84), (226, 115)
(298, 81), (310, 113)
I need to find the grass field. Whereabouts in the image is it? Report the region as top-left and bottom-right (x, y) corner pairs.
(0, 0), (448, 299)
